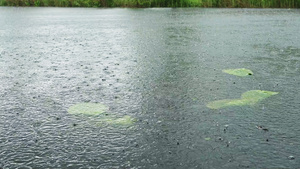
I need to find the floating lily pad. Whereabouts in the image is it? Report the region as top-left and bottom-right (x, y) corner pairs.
(207, 90), (278, 109)
(68, 103), (136, 126)
(101, 115), (136, 126)
(204, 137), (211, 141)
(223, 68), (253, 77)
(68, 103), (108, 116)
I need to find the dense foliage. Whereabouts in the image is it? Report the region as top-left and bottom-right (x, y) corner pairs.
(0, 0), (299, 8)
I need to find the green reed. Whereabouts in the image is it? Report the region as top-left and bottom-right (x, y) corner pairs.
(0, 0), (299, 7)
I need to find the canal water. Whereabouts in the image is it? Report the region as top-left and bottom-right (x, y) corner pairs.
(0, 7), (300, 168)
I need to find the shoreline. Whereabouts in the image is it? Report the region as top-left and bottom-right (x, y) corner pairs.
(1, 0), (299, 8)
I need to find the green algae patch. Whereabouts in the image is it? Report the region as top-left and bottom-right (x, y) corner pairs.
(207, 90), (278, 109)
(68, 103), (109, 116)
(102, 115), (136, 126)
(222, 68), (253, 77)
(94, 115), (137, 127)
(241, 90), (278, 102)
(68, 103), (136, 127)
(204, 137), (211, 141)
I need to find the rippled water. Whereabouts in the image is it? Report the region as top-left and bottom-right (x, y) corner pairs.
(0, 7), (300, 168)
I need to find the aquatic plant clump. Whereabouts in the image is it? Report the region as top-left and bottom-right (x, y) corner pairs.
(68, 103), (136, 126)
(207, 90), (278, 109)
(100, 115), (136, 126)
(68, 103), (109, 116)
(222, 68), (253, 77)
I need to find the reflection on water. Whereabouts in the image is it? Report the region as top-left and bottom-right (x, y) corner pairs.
(0, 7), (300, 168)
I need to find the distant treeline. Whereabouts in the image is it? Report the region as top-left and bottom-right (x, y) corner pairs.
(1, 0), (299, 8)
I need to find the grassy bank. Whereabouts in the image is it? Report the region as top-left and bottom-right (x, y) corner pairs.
(0, 0), (299, 8)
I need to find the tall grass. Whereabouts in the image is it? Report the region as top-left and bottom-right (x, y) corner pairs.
(0, 0), (299, 7)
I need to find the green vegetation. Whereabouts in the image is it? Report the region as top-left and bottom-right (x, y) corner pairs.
(68, 103), (109, 115)
(98, 115), (136, 126)
(223, 68), (253, 77)
(0, 0), (299, 7)
(207, 90), (278, 109)
(68, 103), (136, 126)
(204, 137), (211, 141)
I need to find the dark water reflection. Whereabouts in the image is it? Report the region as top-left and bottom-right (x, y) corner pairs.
(0, 7), (300, 168)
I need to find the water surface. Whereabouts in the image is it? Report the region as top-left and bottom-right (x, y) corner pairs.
(0, 7), (300, 168)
